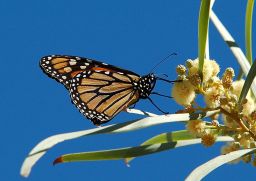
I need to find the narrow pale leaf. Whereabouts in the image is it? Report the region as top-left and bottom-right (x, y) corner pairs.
(210, 10), (256, 97)
(125, 108), (158, 117)
(20, 109), (219, 177)
(185, 148), (256, 181)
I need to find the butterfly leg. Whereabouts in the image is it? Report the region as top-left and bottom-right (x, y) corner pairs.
(147, 97), (169, 114)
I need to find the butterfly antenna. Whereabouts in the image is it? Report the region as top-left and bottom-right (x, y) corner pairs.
(156, 77), (181, 84)
(151, 92), (173, 99)
(154, 73), (181, 84)
(150, 52), (177, 73)
(147, 97), (169, 114)
(154, 73), (168, 78)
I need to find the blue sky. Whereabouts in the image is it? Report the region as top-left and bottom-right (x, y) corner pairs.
(1, 0), (256, 180)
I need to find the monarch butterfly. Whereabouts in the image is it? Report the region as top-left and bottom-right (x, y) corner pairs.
(40, 55), (174, 125)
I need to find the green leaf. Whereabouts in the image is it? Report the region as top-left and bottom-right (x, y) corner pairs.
(54, 143), (178, 164)
(245, 0), (254, 65)
(233, 0), (254, 80)
(20, 109), (220, 177)
(185, 148), (256, 181)
(53, 136), (233, 165)
(198, 0), (211, 80)
(140, 130), (195, 145)
(238, 59), (256, 105)
(125, 127), (233, 163)
(125, 130), (196, 163)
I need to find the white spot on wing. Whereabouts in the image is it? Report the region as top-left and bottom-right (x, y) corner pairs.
(80, 66), (86, 69)
(69, 61), (77, 66)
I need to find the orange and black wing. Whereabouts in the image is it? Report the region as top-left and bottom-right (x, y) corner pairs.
(70, 70), (140, 125)
(40, 55), (138, 89)
(40, 55), (141, 125)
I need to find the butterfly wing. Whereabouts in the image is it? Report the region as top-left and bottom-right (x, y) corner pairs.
(40, 55), (141, 125)
(70, 70), (140, 125)
(40, 55), (138, 89)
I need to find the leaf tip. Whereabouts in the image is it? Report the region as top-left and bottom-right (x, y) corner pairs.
(124, 159), (131, 167)
(53, 156), (63, 165)
(20, 171), (29, 178)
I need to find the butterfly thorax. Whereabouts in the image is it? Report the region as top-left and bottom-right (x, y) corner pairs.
(135, 73), (156, 99)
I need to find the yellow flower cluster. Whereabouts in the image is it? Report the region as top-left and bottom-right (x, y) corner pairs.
(172, 58), (256, 164)
(172, 58), (220, 106)
(186, 119), (216, 147)
(172, 58), (256, 114)
(186, 120), (206, 137)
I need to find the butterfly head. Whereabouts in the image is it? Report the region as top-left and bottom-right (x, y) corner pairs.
(137, 73), (156, 98)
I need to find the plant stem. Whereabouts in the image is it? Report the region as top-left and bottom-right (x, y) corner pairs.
(220, 107), (256, 140)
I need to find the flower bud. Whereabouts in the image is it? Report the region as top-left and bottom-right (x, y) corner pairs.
(201, 133), (216, 147)
(242, 154), (252, 163)
(204, 87), (221, 108)
(172, 80), (196, 106)
(186, 120), (206, 137)
(176, 64), (187, 75)
(222, 68), (235, 89)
